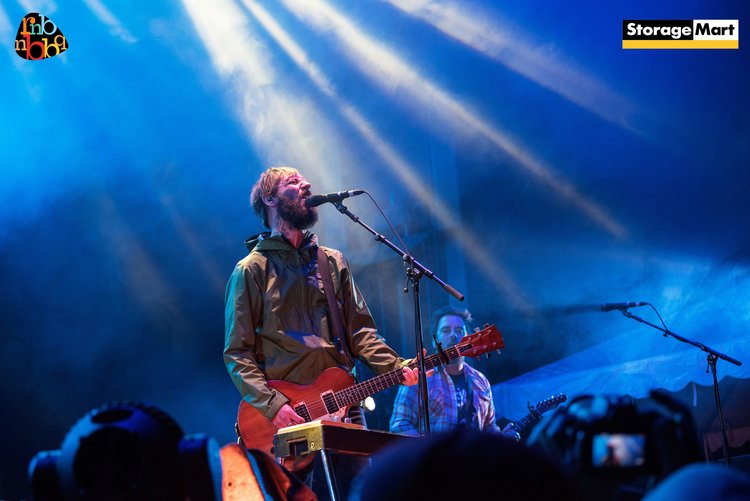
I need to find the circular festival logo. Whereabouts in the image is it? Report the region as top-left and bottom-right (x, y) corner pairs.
(15, 12), (69, 60)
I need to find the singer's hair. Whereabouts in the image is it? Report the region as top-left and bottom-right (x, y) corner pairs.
(431, 306), (473, 336)
(250, 166), (299, 229)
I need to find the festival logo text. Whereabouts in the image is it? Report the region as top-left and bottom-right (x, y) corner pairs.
(15, 12), (69, 60)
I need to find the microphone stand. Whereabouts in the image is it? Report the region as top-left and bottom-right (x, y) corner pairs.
(620, 309), (742, 467)
(333, 202), (464, 437)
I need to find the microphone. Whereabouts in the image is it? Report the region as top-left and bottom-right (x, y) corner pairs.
(304, 190), (365, 208)
(600, 302), (648, 312)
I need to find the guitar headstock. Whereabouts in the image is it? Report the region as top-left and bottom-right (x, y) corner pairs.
(456, 324), (505, 358)
(529, 394), (568, 414)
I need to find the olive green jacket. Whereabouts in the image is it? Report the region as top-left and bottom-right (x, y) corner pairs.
(224, 232), (404, 419)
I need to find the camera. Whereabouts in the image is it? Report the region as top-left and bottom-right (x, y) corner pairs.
(527, 390), (701, 487)
(590, 433), (646, 469)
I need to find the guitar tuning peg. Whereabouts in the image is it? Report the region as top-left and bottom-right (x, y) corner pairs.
(483, 323), (489, 328)
(486, 353), (492, 358)
(474, 327), (480, 333)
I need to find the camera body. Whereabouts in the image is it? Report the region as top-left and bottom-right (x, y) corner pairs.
(28, 402), (221, 501)
(527, 391), (701, 485)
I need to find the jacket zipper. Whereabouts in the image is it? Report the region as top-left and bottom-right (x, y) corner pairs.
(296, 250), (314, 334)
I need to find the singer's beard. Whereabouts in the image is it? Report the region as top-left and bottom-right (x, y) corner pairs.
(277, 195), (318, 230)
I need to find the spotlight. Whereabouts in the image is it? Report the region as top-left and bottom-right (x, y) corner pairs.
(363, 396), (376, 412)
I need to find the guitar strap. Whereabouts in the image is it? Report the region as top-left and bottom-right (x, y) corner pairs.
(317, 247), (355, 372)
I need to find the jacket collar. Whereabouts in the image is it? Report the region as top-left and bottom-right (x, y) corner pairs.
(244, 231), (318, 253)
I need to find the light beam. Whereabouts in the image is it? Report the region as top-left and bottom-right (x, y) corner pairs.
(281, 0), (627, 239)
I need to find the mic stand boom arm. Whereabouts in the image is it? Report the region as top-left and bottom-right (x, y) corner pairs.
(333, 202), (464, 437)
(332, 203), (464, 301)
(620, 310), (741, 366)
(620, 309), (741, 467)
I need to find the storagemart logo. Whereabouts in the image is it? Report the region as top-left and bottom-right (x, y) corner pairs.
(15, 12), (69, 60)
(623, 20), (739, 49)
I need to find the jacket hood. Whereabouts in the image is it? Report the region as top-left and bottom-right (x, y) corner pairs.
(244, 231), (317, 253)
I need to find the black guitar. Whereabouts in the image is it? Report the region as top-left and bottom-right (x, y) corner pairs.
(507, 394), (567, 438)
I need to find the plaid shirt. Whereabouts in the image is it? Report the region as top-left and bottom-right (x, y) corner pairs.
(390, 364), (501, 435)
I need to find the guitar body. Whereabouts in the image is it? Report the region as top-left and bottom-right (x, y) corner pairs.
(237, 367), (357, 471)
(236, 324), (504, 471)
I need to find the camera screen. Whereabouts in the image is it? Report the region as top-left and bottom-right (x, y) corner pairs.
(591, 433), (646, 468)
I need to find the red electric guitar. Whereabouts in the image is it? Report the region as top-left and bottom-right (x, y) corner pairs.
(236, 324), (505, 470)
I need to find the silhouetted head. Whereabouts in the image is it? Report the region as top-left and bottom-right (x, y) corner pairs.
(351, 429), (579, 501)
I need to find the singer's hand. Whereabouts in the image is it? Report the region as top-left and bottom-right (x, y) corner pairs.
(401, 365), (420, 386)
(271, 404), (305, 428)
(400, 349), (434, 386)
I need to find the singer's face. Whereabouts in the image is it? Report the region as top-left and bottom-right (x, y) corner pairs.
(276, 174), (318, 230)
(435, 315), (467, 348)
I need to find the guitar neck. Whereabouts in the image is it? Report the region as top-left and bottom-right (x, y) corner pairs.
(513, 410), (541, 435)
(334, 346), (461, 407)
(509, 395), (566, 437)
